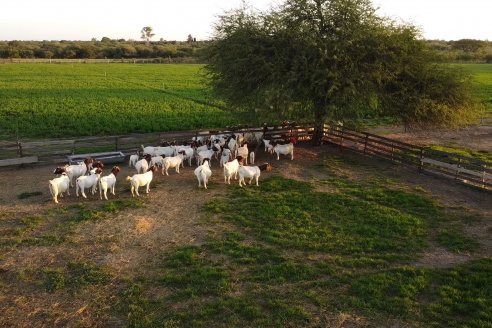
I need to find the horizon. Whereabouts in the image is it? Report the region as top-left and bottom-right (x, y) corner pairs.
(1, 0), (491, 42)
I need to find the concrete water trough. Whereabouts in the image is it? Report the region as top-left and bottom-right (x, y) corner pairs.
(67, 151), (126, 165)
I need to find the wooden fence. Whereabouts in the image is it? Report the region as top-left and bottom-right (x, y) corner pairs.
(322, 124), (492, 190)
(1, 122), (490, 190)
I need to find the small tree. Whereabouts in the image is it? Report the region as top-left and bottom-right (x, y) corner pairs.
(141, 27), (155, 46)
(187, 34), (194, 43)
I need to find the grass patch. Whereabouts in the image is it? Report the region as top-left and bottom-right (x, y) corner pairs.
(435, 227), (481, 252)
(43, 261), (112, 292)
(428, 144), (492, 163)
(349, 258), (492, 327)
(208, 176), (428, 262)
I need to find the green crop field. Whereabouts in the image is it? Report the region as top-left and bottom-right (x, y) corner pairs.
(0, 64), (239, 140)
(459, 63), (492, 114)
(0, 63), (490, 141)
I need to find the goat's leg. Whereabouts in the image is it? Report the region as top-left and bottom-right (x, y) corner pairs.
(255, 176), (259, 186)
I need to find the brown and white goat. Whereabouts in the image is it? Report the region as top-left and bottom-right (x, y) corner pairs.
(238, 163), (272, 187)
(76, 168), (103, 198)
(99, 166), (120, 200)
(126, 163), (159, 197)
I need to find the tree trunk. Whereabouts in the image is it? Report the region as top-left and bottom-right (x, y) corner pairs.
(312, 109), (326, 146)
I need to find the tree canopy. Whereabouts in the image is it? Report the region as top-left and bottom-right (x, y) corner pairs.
(141, 26), (156, 46)
(204, 0), (480, 143)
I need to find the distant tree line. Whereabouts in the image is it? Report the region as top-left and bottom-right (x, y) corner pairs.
(425, 39), (492, 63)
(0, 38), (490, 63)
(0, 38), (209, 60)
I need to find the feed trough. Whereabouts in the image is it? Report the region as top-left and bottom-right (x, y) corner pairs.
(67, 151), (126, 165)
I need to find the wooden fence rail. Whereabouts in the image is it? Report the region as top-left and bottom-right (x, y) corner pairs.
(322, 123), (491, 190)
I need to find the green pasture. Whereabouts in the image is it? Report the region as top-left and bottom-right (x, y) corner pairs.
(0, 63), (490, 140)
(0, 64), (237, 139)
(459, 63), (492, 114)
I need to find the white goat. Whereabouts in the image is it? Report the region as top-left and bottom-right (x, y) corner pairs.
(151, 155), (165, 167)
(249, 151), (255, 164)
(63, 158), (93, 187)
(76, 168), (102, 198)
(129, 154), (139, 167)
(227, 137), (237, 155)
(273, 143), (294, 160)
(263, 139), (272, 153)
(238, 163), (272, 187)
(223, 156), (244, 184)
(99, 166), (120, 200)
(49, 167), (70, 204)
(194, 159), (212, 189)
(197, 149), (215, 167)
(243, 132), (263, 144)
(162, 152), (184, 175)
(177, 147), (194, 167)
(234, 133), (245, 146)
(220, 148), (232, 167)
(135, 155), (152, 174)
(154, 146), (175, 157)
(141, 145), (156, 156)
(195, 144), (209, 153)
(235, 144), (249, 165)
(126, 164), (159, 197)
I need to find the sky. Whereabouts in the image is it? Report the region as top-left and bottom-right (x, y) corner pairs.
(0, 0), (490, 41)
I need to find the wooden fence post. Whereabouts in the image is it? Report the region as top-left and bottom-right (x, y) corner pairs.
(455, 158), (462, 180)
(339, 128), (344, 150)
(482, 164), (486, 189)
(115, 137), (119, 151)
(363, 133), (368, 154)
(418, 148), (424, 172)
(17, 140), (23, 157)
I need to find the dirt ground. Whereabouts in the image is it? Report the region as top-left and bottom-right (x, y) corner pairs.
(0, 145), (491, 327)
(368, 122), (492, 151)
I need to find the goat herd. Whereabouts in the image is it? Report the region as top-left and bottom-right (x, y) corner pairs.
(48, 132), (296, 204)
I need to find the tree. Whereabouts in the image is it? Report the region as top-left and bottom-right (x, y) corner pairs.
(187, 34), (194, 43)
(205, 0), (480, 145)
(141, 26), (155, 46)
